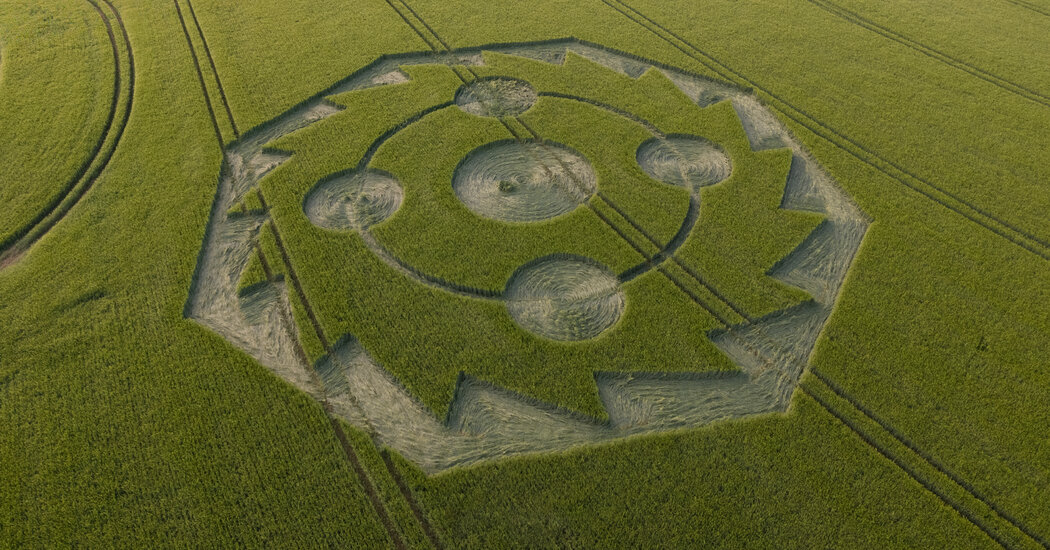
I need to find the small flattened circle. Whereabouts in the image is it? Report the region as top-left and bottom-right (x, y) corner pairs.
(637, 135), (731, 190)
(505, 255), (625, 341)
(304, 170), (403, 230)
(455, 77), (538, 118)
(453, 140), (596, 223)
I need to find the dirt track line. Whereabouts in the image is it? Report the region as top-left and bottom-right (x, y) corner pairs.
(329, 417), (407, 550)
(264, 206), (416, 549)
(236, 200), (274, 280)
(597, 191), (754, 323)
(800, 384), (1013, 549)
(599, 0), (1050, 263)
(1004, 0), (1050, 17)
(657, 264), (733, 326)
(602, 1), (1050, 544)
(393, 0), (454, 52)
(381, 450), (444, 549)
(807, 0), (1050, 109)
(809, 369), (1050, 549)
(0, 0), (133, 267)
(173, 1), (423, 541)
(383, 0), (439, 52)
(183, 0), (239, 137)
(172, 0), (223, 147)
(261, 217), (332, 351)
(388, 4), (746, 330)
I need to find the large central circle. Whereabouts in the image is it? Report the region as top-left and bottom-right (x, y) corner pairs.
(453, 140), (597, 223)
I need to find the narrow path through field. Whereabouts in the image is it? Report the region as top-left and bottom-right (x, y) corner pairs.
(590, 1), (1050, 545)
(1004, 0), (1050, 18)
(806, 369), (1050, 549)
(183, 0), (239, 138)
(598, 0), (1050, 264)
(172, 0), (223, 147)
(386, 0), (747, 333)
(0, 0), (135, 268)
(805, 0), (1050, 109)
(174, 2), (439, 546)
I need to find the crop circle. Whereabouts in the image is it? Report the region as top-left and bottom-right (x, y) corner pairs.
(304, 170), (404, 230)
(504, 255), (625, 341)
(455, 77), (538, 117)
(453, 140), (597, 222)
(637, 135), (731, 189)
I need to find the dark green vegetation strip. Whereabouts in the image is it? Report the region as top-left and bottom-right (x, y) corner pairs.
(380, 449), (444, 549)
(183, 0), (239, 138)
(798, 384), (1014, 549)
(345, 426), (443, 549)
(328, 417), (407, 549)
(184, 0), (427, 128)
(266, 217), (332, 352)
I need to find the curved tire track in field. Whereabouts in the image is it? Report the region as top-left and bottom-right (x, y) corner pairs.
(0, 0), (135, 268)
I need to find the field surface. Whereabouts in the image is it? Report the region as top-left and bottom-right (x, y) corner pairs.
(1, 0), (1048, 548)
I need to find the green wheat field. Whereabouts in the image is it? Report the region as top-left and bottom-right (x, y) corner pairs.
(2, 0), (1049, 547)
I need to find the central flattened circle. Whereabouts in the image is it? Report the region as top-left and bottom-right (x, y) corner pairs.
(505, 255), (625, 341)
(453, 140), (597, 222)
(455, 77), (537, 117)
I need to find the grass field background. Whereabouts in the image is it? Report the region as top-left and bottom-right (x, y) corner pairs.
(1, 0), (1048, 546)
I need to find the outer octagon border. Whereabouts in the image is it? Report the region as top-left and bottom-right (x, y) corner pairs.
(185, 38), (869, 473)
